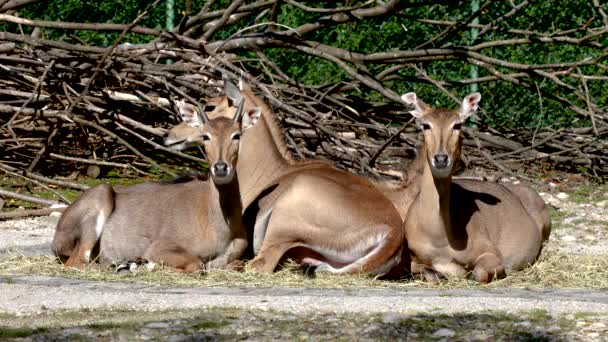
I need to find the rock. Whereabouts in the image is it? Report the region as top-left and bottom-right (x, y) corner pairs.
(50, 203), (67, 218)
(556, 192), (570, 200)
(432, 328), (455, 337)
(589, 322), (606, 329)
(471, 332), (490, 340)
(168, 334), (188, 342)
(597, 200), (607, 208)
(561, 235), (577, 242)
(86, 165), (101, 178)
(145, 322), (170, 329)
(545, 196), (560, 207)
(517, 321), (532, 327)
(363, 324), (381, 334)
(382, 313), (403, 324)
(546, 325), (561, 333)
(587, 332), (600, 338)
(584, 235), (596, 241)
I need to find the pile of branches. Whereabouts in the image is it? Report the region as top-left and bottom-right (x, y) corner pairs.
(0, 0), (607, 215)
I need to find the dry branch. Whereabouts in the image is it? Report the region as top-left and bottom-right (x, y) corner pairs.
(0, 0), (605, 210)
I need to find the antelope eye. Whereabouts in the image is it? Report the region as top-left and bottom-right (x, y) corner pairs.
(421, 123), (431, 130)
(452, 123), (462, 130)
(201, 133), (211, 141)
(232, 133), (241, 141)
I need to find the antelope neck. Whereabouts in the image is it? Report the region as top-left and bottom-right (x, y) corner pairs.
(236, 112), (291, 210)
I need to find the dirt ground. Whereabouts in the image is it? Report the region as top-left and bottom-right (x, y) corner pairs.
(0, 181), (606, 341)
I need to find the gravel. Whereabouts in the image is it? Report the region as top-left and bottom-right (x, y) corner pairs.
(0, 184), (606, 340)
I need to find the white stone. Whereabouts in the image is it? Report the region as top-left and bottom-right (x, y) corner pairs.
(561, 235), (577, 242)
(597, 200), (607, 208)
(517, 321), (532, 327)
(382, 313), (403, 324)
(549, 182), (557, 187)
(432, 328), (455, 337)
(49, 211), (63, 218)
(547, 197), (561, 207)
(584, 235), (596, 241)
(589, 322), (606, 329)
(556, 192), (570, 200)
(587, 332), (599, 338)
(145, 322), (169, 329)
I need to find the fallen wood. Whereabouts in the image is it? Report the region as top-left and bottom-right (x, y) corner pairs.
(0, 207), (65, 220)
(0, 0), (604, 192)
(0, 189), (62, 207)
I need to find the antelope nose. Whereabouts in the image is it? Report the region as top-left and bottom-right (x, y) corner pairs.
(433, 154), (449, 169)
(212, 161), (228, 177)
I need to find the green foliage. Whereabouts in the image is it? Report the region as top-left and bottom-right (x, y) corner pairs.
(0, 327), (35, 338)
(11, 0), (607, 129)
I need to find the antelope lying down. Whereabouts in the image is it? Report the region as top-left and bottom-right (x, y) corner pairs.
(401, 92), (550, 283)
(169, 77), (408, 276)
(51, 100), (260, 273)
(165, 84), (550, 282)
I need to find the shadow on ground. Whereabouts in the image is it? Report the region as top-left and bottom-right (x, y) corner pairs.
(0, 308), (584, 341)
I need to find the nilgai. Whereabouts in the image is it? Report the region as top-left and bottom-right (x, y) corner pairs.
(400, 92), (550, 283)
(170, 77), (408, 276)
(51, 100), (260, 273)
(164, 97), (235, 150)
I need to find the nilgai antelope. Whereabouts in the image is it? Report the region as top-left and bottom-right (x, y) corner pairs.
(400, 92), (550, 283)
(171, 77), (408, 276)
(164, 97), (235, 150)
(51, 100), (260, 273)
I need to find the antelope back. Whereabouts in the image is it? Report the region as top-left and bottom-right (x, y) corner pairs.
(401, 92), (481, 178)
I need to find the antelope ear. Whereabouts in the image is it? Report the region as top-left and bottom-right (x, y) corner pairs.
(223, 75), (242, 105)
(176, 100), (203, 127)
(460, 92), (481, 121)
(401, 92), (429, 119)
(238, 77), (252, 92)
(241, 108), (261, 131)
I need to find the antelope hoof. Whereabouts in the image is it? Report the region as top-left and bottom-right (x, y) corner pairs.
(473, 253), (505, 283)
(422, 268), (445, 282)
(297, 263), (317, 278)
(114, 258), (154, 273)
(246, 256), (274, 273)
(412, 262), (444, 282)
(313, 263), (333, 273)
(64, 255), (88, 268)
(226, 259), (246, 272)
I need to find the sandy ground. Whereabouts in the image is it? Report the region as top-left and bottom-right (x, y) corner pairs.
(0, 187), (606, 340)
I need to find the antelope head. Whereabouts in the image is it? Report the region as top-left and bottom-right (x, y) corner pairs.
(183, 98), (261, 185)
(164, 97), (236, 151)
(401, 92), (481, 179)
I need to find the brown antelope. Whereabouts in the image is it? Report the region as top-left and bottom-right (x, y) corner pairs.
(51, 99), (260, 273)
(400, 92), (550, 283)
(164, 97), (235, 150)
(165, 82), (550, 280)
(171, 77), (408, 276)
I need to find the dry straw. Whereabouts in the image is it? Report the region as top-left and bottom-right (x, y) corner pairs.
(1, 250), (606, 290)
